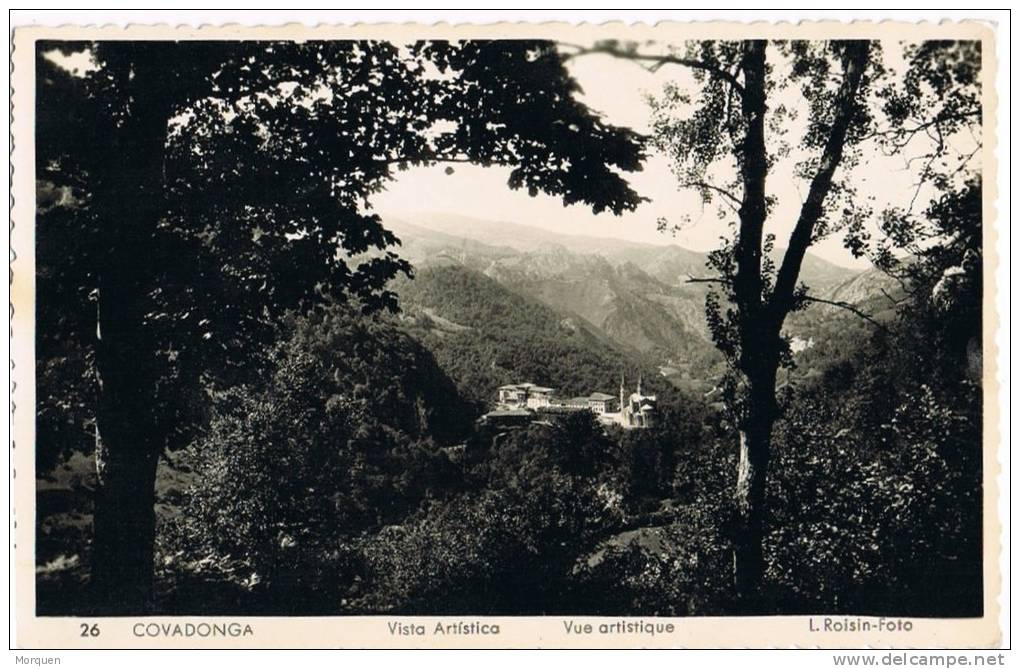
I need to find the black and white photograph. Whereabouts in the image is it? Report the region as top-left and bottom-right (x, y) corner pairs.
(11, 15), (1002, 650)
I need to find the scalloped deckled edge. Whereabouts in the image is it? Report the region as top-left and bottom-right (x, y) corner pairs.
(9, 18), (1003, 650)
(6, 17), (1003, 39)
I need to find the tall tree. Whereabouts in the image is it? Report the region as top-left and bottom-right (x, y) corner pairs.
(35, 39), (644, 611)
(565, 38), (981, 606)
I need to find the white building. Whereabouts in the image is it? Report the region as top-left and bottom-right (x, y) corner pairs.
(497, 383), (554, 410)
(586, 392), (618, 415)
(495, 377), (656, 429)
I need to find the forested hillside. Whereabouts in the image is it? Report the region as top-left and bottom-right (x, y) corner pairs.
(36, 236), (983, 618)
(391, 265), (676, 406)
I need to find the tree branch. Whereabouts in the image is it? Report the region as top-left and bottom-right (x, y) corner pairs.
(376, 155), (480, 167)
(559, 42), (745, 96)
(865, 109), (981, 150)
(682, 180), (742, 212)
(770, 41), (871, 322)
(801, 295), (886, 329)
(879, 286), (908, 306)
(685, 274), (731, 286)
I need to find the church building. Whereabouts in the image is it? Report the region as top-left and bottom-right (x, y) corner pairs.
(614, 375), (657, 429)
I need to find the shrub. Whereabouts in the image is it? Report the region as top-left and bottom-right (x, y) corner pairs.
(157, 304), (470, 612)
(358, 470), (625, 614)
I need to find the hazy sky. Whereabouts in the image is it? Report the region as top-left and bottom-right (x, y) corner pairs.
(374, 45), (954, 270)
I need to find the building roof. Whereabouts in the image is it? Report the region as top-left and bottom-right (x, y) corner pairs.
(484, 408), (533, 417)
(499, 383), (554, 393)
(499, 382), (542, 391)
(588, 392), (616, 401)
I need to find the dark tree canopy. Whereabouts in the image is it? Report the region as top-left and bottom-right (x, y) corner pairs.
(34, 38), (646, 610)
(36, 39), (646, 458)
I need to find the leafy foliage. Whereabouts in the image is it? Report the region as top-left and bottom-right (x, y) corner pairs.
(572, 500), (734, 616)
(40, 261), (983, 617)
(149, 307), (734, 615)
(359, 472), (624, 614)
(158, 304), (470, 609)
(765, 179), (983, 614)
(767, 330), (981, 615)
(35, 37), (646, 604)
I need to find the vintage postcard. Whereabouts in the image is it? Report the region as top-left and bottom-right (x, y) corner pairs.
(10, 17), (1002, 649)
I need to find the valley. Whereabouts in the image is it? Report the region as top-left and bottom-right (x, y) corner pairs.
(384, 213), (899, 398)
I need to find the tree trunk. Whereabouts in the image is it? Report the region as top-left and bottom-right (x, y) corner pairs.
(90, 266), (162, 614)
(728, 40), (776, 610)
(88, 89), (169, 613)
(91, 424), (160, 613)
(724, 40), (870, 611)
(733, 397), (776, 609)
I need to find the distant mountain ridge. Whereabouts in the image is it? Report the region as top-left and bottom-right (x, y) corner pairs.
(383, 211), (860, 290)
(386, 212), (655, 256)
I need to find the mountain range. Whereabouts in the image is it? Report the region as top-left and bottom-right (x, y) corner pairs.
(384, 212), (859, 286)
(382, 212), (901, 398)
